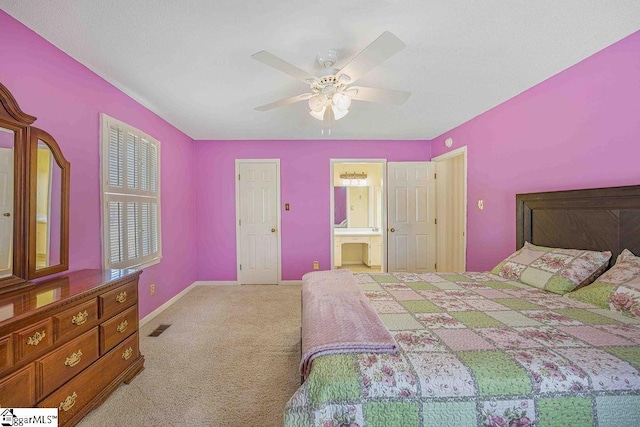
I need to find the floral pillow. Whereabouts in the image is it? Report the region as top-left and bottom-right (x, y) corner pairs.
(567, 249), (640, 317)
(491, 242), (611, 295)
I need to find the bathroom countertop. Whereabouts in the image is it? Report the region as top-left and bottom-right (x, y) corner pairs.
(334, 228), (382, 236)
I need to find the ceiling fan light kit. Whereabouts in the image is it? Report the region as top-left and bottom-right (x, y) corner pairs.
(252, 31), (411, 124)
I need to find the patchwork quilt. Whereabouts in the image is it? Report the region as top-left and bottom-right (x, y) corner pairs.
(284, 272), (640, 427)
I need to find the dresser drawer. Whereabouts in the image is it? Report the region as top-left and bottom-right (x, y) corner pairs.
(15, 318), (53, 362)
(38, 332), (139, 425)
(0, 335), (12, 373)
(0, 364), (35, 407)
(36, 328), (99, 398)
(99, 281), (137, 318)
(100, 306), (137, 354)
(54, 299), (99, 343)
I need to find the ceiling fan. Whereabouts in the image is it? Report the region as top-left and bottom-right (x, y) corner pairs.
(251, 31), (411, 123)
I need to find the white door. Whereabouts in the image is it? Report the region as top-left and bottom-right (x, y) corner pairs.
(0, 148), (13, 277)
(237, 161), (280, 284)
(435, 152), (466, 271)
(387, 162), (436, 272)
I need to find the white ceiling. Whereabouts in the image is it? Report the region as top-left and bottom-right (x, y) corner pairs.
(2, 1), (640, 140)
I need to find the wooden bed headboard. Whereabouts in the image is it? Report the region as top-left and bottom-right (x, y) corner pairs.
(516, 185), (640, 263)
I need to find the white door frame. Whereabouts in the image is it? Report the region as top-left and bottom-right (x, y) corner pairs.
(432, 146), (468, 271)
(235, 159), (282, 284)
(330, 159), (387, 272)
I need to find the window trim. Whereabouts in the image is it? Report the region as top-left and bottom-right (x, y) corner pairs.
(100, 113), (162, 270)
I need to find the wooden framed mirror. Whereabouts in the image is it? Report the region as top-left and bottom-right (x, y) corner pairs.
(0, 83), (34, 289)
(28, 127), (70, 279)
(0, 81), (70, 289)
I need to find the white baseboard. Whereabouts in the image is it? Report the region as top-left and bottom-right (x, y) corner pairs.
(280, 280), (302, 286)
(139, 281), (198, 327)
(194, 280), (239, 286)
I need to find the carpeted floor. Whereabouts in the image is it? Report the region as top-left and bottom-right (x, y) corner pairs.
(79, 284), (302, 427)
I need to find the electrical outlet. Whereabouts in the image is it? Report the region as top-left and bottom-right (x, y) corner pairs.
(313, 261), (319, 270)
(150, 284), (156, 295)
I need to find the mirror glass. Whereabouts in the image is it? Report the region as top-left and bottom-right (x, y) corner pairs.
(334, 187), (347, 227)
(348, 186), (370, 228)
(35, 140), (62, 270)
(0, 127), (15, 279)
(333, 185), (383, 229)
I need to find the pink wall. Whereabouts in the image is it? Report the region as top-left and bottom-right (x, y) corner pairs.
(0, 11), (198, 318)
(194, 140), (430, 281)
(432, 30), (640, 271)
(5, 9), (637, 291)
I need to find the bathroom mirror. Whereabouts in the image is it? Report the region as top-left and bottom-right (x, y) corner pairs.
(333, 162), (384, 230)
(28, 127), (69, 279)
(348, 186), (370, 228)
(333, 185), (382, 229)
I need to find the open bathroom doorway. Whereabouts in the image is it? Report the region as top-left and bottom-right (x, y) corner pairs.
(330, 160), (386, 273)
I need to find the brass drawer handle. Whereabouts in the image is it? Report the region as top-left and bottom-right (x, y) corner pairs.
(122, 347), (133, 360)
(116, 320), (128, 333)
(27, 330), (46, 346)
(64, 350), (83, 368)
(115, 291), (127, 303)
(59, 391), (77, 412)
(71, 310), (89, 326)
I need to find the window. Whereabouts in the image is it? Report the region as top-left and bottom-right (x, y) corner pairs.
(100, 114), (161, 269)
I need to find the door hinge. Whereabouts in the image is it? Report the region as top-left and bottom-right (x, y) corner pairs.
(434, 173), (437, 179)
(434, 218), (437, 225)
(239, 219), (241, 226)
(238, 174), (240, 181)
(239, 264), (242, 271)
(435, 263), (437, 270)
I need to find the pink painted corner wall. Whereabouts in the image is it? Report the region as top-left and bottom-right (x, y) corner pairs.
(194, 140), (430, 281)
(431, 30), (640, 271)
(0, 11), (198, 318)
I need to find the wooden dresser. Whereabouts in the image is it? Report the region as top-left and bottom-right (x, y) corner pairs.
(0, 269), (144, 426)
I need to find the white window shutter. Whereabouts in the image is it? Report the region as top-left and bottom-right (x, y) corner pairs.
(108, 125), (124, 189)
(101, 113), (162, 270)
(140, 138), (149, 192)
(151, 202), (159, 254)
(127, 201), (139, 261)
(126, 132), (139, 191)
(150, 142), (158, 194)
(141, 202), (150, 257)
(108, 200), (124, 265)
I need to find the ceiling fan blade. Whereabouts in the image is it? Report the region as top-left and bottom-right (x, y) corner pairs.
(251, 51), (316, 83)
(254, 93), (314, 112)
(349, 86), (411, 105)
(336, 32), (406, 84)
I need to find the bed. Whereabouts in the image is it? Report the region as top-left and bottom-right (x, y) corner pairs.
(285, 185), (640, 426)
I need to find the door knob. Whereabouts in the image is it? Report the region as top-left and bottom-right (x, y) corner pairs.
(390, 228), (395, 232)
(271, 228), (276, 233)
(2, 213), (9, 217)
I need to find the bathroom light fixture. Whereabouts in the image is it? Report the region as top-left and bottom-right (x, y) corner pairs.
(339, 171), (367, 186)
